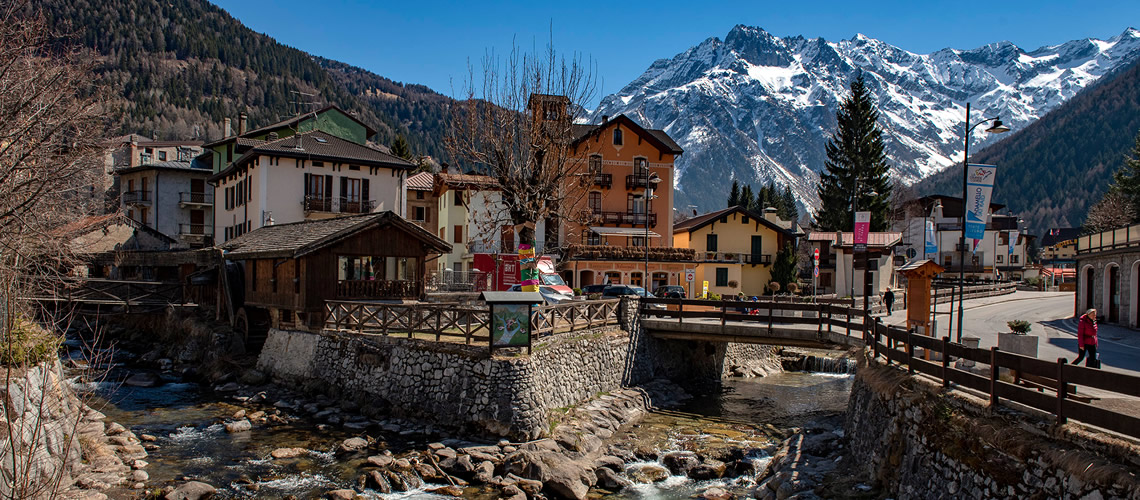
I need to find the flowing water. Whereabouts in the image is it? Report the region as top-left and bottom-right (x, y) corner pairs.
(70, 334), (854, 499)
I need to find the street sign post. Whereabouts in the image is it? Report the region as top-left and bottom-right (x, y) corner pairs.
(702, 280), (709, 299)
(685, 269), (695, 282)
(812, 248), (820, 301)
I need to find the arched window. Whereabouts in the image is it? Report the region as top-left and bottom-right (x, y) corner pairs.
(589, 154), (602, 174)
(613, 127), (623, 146)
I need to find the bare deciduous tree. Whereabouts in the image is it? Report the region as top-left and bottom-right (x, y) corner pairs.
(0, 1), (109, 497)
(1083, 189), (1135, 234)
(445, 36), (597, 250)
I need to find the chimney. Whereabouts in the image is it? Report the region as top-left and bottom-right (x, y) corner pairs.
(601, 115), (609, 123)
(442, 162), (450, 174)
(223, 118), (232, 137)
(764, 207), (779, 222)
(267, 132), (279, 141)
(238, 113), (248, 134)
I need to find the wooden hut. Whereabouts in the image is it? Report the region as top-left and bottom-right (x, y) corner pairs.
(221, 212), (450, 333)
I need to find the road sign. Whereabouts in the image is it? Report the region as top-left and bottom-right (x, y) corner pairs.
(702, 280), (708, 298)
(813, 266), (819, 277)
(685, 269), (695, 282)
(813, 248), (819, 265)
(854, 243), (867, 253)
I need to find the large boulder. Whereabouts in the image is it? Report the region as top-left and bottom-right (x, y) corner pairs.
(224, 419), (251, 433)
(661, 451), (700, 476)
(338, 437), (368, 454)
(594, 466), (632, 491)
(124, 372), (162, 388)
(164, 481), (216, 500)
(503, 450), (593, 500)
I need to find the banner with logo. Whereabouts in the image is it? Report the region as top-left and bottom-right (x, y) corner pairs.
(1008, 230), (1019, 255)
(853, 211), (870, 252)
(964, 164), (997, 240)
(924, 220), (938, 256)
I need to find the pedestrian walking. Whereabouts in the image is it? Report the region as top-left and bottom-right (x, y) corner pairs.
(1074, 308), (1100, 368)
(883, 287), (895, 315)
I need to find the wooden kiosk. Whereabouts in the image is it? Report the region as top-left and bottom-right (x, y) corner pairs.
(897, 259), (945, 337)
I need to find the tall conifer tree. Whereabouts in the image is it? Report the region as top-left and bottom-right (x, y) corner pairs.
(815, 74), (893, 231)
(781, 185), (798, 222)
(1110, 129), (1140, 220)
(728, 180), (740, 208)
(739, 185), (754, 212)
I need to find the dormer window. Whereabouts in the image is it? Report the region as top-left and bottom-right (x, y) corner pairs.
(613, 128), (623, 146)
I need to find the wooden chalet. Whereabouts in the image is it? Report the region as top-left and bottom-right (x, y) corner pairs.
(221, 212), (451, 331)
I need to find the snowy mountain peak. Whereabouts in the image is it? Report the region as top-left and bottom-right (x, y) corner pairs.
(593, 26), (1140, 214)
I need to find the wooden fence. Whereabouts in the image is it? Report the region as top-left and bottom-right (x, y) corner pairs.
(640, 297), (870, 342)
(324, 298), (623, 346)
(869, 320), (1140, 440)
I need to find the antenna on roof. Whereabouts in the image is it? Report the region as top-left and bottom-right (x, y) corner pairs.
(288, 90), (321, 150)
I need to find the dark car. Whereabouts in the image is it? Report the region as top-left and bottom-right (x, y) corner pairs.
(653, 285), (686, 299)
(601, 285), (649, 297)
(581, 284), (609, 295)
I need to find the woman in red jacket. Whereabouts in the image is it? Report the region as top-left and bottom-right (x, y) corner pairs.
(1074, 308), (1099, 368)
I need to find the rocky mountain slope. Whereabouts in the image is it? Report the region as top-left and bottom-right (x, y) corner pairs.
(593, 25), (1140, 213)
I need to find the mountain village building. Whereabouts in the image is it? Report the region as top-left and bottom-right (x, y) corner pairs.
(204, 106), (414, 243)
(897, 195), (1031, 280)
(806, 231), (902, 298)
(405, 171), (437, 233)
(115, 157), (214, 248)
(1075, 222), (1140, 327)
(673, 206), (798, 297)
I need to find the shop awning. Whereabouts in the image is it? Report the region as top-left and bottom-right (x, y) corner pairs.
(589, 226), (661, 238)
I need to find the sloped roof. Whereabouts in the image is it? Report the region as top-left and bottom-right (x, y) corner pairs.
(1041, 227), (1080, 247)
(221, 212), (450, 260)
(64, 213), (177, 254)
(807, 231), (902, 248)
(115, 158), (212, 175)
(435, 172), (499, 191)
(204, 105), (377, 148)
(570, 115), (683, 155)
(673, 205), (794, 236)
(209, 130), (414, 182)
(406, 171), (434, 191)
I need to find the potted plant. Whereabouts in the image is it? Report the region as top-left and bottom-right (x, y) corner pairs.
(728, 280), (739, 289)
(998, 319), (1039, 358)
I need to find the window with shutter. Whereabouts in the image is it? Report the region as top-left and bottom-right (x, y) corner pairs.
(707, 233), (718, 252)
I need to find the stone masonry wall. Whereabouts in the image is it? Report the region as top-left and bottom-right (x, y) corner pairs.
(845, 352), (1140, 500)
(0, 360), (82, 499)
(258, 298), (781, 440)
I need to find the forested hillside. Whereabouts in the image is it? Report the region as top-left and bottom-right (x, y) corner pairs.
(915, 59), (1140, 234)
(36, 0), (451, 158)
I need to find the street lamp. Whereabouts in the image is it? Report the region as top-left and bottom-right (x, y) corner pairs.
(850, 177), (876, 310)
(642, 171), (661, 292)
(956, 102), (1011, 342)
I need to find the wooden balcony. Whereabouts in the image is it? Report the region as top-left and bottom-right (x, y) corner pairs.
(336, 279), (420, 299)
(586, 210), (658, 226)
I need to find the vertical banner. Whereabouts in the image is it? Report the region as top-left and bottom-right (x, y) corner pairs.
(1008, 230), (1019, 255)
(853, 211), (870, 253)
(924, 220), (938, 256)
(518, 243), (538, 292)
(964, 164), (997, 240)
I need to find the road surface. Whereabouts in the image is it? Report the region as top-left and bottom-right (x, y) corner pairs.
(885, 290), (1140, 375)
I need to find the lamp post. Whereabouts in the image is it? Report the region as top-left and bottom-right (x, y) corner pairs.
(640, 169), (660, 292)
(956, 102), (1010, 342)
(849, 177), (876, 310)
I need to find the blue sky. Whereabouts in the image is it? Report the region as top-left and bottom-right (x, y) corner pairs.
(213, 1), (1139, 106)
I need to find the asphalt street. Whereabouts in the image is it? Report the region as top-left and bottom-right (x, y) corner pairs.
(884, 290), (1140, 375)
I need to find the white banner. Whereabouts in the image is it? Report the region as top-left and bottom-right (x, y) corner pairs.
(1008, 230), (1019, 255)
(964, 164), (997, 240)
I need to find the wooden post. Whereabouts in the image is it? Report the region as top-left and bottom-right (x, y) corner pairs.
(678, 297), (683, 324)
(845, 305), (851, 337)
(767, 301), (773, 334)
(873, 321), (881, 361)
(826, 304), (833, 334)
(989, 347), (1000, 407)
(906, 328), (915, 375)
(1056, 357), (1068, 425)
(721, 300), (727, 326)
(817, 303), (824, 337)
(941, 336), (950, 389)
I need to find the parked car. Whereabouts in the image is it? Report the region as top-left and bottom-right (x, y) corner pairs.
(581, 284), (609, 295)
(507, 284), (572, 304)
(602, 285), (666, 309)
(653, 285), (686, 299)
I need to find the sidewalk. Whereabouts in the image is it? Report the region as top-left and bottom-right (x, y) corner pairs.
(878, 290), (1073, 328)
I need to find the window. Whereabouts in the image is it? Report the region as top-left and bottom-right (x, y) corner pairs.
(706, 233), (718, 252)
(1011, 255), (1020, 264)
(716, 268), (729, 287)
(312, 161), (324, 167)
(720, 216), (728, 224)
(306, 174), (328, 198)
(454, 225), (463, 244)
(588, 192), (602, 213)
(158, 151), (167, 161)
(613, 127), (623, 146)
(343, 177), (362, 202)
(583, 231), (601, 246)
(633, 157), (648, 178)
(627, 194), (645, 214)
(416, 191), (425, 200)
(349, 165), (360, 171)
(414, 206), (426, 222)
(589, 155), (602, 175)
(453, 190), (464, 206)
(996, 254), (1004, 264)
(139, 207), (149, 227)
(631, 236), (646, 247)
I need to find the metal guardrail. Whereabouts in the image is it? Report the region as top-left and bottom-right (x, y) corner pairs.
(179, 192), (212, 204)
(122, 190), (151, 205)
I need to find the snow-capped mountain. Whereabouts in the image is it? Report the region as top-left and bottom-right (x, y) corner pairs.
(592, 25), (1140, 214)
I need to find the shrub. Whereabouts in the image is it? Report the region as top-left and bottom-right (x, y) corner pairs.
(1006, 320), (1032, 334)
(573, 288), (583, 297)
(768, 281), (781, 293)
(787, 282), (800, 293)
(1, 317), (61, 366)
(727, 280), (739, 288)
(707, 292), (722, 301)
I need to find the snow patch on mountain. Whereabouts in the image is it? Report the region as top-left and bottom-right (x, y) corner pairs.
(593, 25), (1140, 214)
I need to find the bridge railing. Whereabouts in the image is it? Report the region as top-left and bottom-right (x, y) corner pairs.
(639, 297), (871, 342)
(869, 321), (1140, 440)
(31, 278), (186, 306)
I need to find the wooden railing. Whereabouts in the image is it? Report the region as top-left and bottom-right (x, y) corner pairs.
(336, 279), (419, 298)
(639, 297), (870, 341)
(529, 299), (622, 337)
(32, 279), (185, 306)
(323, 298), (623, 347)
(868, 321), (1140, 440)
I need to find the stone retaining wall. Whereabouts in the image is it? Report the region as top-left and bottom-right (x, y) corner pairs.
(845, 352), (1140, 499)
(0, 360), (82, 498)
(258, 298), (781, 440)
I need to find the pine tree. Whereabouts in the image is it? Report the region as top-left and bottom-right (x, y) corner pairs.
(391, 133), (413, 160)
(815, 73), (893, 232)
(728, 180), (740, 208)
(1110, 129), (1140, 220)
(739, 185), (754, 211)
(771, 242), (799, 292)
(782, 185), (799, 222)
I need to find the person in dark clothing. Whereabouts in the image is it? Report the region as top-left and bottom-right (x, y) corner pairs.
(1074, 308), (1099, 368)
(883, 287), (896, 315)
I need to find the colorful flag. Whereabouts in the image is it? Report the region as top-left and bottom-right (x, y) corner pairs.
(924, 220), (938, 256)
(1008, 230), (1019, 255)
